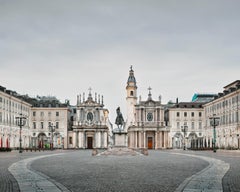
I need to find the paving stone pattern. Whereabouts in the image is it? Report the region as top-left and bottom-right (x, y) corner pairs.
(173, 153), (229, 192)
(31, 150), (209, 192)
(8, 154), (70, 192)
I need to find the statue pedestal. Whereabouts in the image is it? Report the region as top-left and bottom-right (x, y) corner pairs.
(112, 128), (128, 147)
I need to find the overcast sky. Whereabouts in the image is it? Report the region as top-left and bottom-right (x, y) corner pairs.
(1, 0), (240, 122)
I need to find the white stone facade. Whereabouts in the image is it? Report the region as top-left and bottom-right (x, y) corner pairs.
(167, 102), (204, 149)
(126, 67), (170, 149)
(31, 106), (69, 149)
(0, 88), (31, 149)
(69, 91), (111, 149)
(203, 80), (240, 149)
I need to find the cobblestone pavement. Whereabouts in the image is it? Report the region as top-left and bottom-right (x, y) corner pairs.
(9, 153), (71, 192)
(172, 153), (229, 192)
(176, 150), (240, 192)
(0, 150), (66, 192)
(31, 150), (209, 192)
(2, 149), (240, 192)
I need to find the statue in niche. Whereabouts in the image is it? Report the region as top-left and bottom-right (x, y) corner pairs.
(115, 107), (124, 129)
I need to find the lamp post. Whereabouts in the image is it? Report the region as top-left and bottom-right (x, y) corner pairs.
(16, 114), (26, 153)
(210, 114), (220, 153)
(49, 123), (55, 150)
(181, 125), (188, 150)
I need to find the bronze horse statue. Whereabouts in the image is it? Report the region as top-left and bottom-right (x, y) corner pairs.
(115, 107), (124, 129)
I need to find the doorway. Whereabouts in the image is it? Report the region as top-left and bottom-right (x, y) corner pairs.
(148, 137), (153, 149)
(87, 137), (93, 149)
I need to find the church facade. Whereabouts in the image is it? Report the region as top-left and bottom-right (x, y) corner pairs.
(68, 90), (112, 149)
(126, 67), (170, 149)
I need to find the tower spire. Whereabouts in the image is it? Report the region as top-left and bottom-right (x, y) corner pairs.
(148, 86), (152, 100)
(127, 66), (136, 84)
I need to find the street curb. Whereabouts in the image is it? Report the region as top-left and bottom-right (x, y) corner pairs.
(173, 153), (230, 192)
(8, 153), (71, 192)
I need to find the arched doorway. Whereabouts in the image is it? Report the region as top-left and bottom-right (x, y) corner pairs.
(37, 133), (48, 149)
(172, 133), (183, 149)
(188, 132), (198, 149)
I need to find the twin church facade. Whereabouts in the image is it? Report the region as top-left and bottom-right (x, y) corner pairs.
(1, 67), (240, 150)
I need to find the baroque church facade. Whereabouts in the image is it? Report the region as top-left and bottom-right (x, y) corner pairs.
(68, 90), (111, 149)
(126, 67), (170, 149)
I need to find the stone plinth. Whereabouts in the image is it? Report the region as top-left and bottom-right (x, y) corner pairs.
(113, 128), (128, 147)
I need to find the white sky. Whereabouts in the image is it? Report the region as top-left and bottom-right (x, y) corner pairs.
(1, 0), (240, 122)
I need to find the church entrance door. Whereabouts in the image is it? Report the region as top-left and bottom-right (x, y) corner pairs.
(148, 137), (153, 149)
(87, 137), (93, 149)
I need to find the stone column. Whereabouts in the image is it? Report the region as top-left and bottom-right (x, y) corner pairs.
(130, 132), (134, 148)
(159, 131), (162, 148)
(98, 131), (101, 148)
(143, 132), (146, 148)
(165, 132), (168, 148)
(135, 131), (138, 148)
(101, 131), (103, 148)
(155, 131), (158, 149)
(139, 131), (142, 148)
(76, 131), (79, 148)
(94, 131), (97, 148)
(104, 132), (107, 148)
(83, 131), (86, 149)
(73, 131), (76, 148)
(78, 132), (82, 148)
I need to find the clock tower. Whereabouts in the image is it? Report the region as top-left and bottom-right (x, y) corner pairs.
(126, 66), (137, 129)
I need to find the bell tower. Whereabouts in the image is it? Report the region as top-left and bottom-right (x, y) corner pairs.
(126, 66), (137, 128)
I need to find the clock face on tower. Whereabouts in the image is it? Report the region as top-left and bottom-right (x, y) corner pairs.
(87, 112), (93, 122)
(147, 112), (153, 121)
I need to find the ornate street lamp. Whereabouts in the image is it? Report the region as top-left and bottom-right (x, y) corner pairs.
(181, 125), (188, 150)
(49, 123), (55, 150)
(16, 114), (27, 153)
(210, 114), (220, 153)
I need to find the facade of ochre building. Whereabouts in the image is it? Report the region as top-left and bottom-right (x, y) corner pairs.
(126, 67), (170, 149)
(68, 90), (111, 149)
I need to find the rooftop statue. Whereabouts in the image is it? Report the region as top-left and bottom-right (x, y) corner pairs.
(115, 107), (124, 129)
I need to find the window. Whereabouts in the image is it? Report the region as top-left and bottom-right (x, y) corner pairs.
(33, 111), (36, 116)
(147, 113), (153, 121)
(56, 122), (59, 129)
(48, 122), (52, 128)
(0, 112), (2, 122)
(199, 112), (202, 117)
(191, 122), (194, 129)
(56, 112), (59, 116)
(177, 122), (180, 129)
(184, 112), (187, 117)
(191, 112), (194, 117)
(0, 97), (2, 102)
(199, 122), (202, 129)
(48, 112), (51, 116)
(40, 112), (44, 117)
(87, 112), (93, 122)
(41, 122), (44, 129)
(33, 122), (36, 129)
(33, 133), (36, 136)
(69, 137), (73, 144)
(176, 112), (180, 117)
(130, 91), (134, 96)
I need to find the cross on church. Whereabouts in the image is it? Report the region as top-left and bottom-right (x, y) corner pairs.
(130, 65), (133, 70)
(88, 87), (92, 94)
(148, 86), (152, 93)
